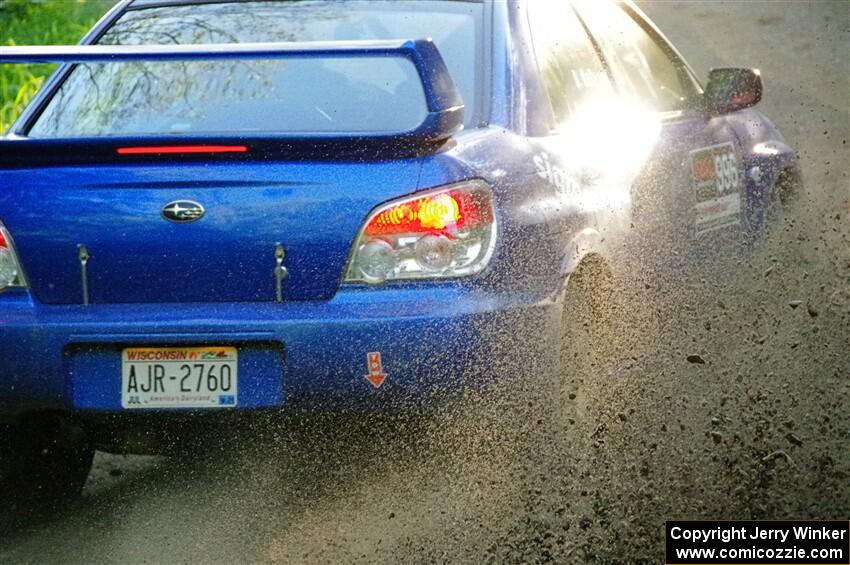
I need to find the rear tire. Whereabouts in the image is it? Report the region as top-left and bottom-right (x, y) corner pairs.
(0, 416), (94, 512)
(555, 256), (616, 436)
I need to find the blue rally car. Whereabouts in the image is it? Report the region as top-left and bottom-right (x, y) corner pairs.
(0, 0), (799, 503)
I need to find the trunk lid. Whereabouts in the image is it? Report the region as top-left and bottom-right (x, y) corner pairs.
(0, 159), (423, 304)
(0, 39), (465, 304)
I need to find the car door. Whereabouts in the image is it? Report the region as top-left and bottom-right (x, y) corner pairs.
(522, 0), (634, 276)
(573, 1), (748, 269)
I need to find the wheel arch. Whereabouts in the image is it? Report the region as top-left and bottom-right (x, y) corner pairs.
(558, 227), (608, 278)
(556, 228), (615, 302)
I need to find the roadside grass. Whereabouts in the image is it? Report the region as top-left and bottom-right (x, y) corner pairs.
(0, 0), (111, 132)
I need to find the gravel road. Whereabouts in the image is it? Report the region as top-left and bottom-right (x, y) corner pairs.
(1, 2), (847, 563)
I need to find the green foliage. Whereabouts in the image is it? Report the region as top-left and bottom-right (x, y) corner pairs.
(0, 0), (111, 132)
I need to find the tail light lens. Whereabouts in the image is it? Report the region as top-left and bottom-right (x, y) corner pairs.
(0, 223), (26, 290)
(344, 180), (496, 284)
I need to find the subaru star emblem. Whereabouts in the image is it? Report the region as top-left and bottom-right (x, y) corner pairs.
(162, 200), (205, 223)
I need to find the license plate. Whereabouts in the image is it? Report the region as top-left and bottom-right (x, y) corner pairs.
(690, 142), (743, 234)
(121, 346), (238, 409)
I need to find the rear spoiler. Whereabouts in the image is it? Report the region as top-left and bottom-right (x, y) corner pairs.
(0, 40), (464, 165)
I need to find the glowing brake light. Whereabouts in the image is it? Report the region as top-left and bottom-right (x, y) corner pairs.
(116, 145), (248, 155)
(345, 180), (496, 284)
(364, 189), (493, 236)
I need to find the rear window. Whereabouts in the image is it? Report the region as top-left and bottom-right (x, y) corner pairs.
(27, 0), (483, 138)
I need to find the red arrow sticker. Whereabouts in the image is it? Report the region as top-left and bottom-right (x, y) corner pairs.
(365, 352), (386, 388)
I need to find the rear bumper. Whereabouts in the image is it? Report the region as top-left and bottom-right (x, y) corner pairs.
(0, 285), (559, 420)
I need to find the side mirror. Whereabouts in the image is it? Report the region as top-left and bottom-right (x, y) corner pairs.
(703, 67), (763, 116)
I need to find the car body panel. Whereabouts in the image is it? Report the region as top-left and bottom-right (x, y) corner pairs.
(0, 0), (799, 432)
(0, 160), (428, 304)
(0, 285), (557, 417)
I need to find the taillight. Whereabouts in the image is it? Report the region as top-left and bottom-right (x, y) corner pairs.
(344, 180), (496, 284)
(0, 223), (25, 290)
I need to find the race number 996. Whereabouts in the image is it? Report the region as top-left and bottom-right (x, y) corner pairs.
(690, 142), (743, 234)
(713, 152), (740, 195)
(691, 142), (743, 202)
